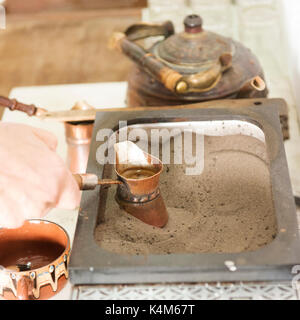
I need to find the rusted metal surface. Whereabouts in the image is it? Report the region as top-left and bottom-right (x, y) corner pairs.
(111, 15), (233, 95)
(112, 14), (268, 106)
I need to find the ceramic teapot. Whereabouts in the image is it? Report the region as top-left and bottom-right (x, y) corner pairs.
(111, 14), (268, 107)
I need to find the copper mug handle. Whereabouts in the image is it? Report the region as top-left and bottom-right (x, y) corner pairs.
(73, 173), (121, 190)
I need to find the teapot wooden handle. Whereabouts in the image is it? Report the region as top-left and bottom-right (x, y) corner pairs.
(110, 21), (232, 94)
(112, 36), (184, 93)
(0, 96), (37, 116)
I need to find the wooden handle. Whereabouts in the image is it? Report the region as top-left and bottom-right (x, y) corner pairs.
(121, 38), (184, 93)
(0, 96), (37, 116)
(73, 173), (121, 190)
(109, 20), (186, 94)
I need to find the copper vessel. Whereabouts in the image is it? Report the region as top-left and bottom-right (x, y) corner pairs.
(111, 14), (268, 107)
(0, 220), (70, 300)
(74, 142), (168, 228)
(64, 101), (95, 173)
(115, 143), (168, 228)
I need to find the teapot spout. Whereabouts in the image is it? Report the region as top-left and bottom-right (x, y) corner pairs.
(237, 76), (266, 98)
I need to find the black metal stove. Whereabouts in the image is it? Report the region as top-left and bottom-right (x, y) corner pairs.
(69, 98), (300, 286)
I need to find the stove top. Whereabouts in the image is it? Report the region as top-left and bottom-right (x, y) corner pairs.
(69, 98), (300, 285)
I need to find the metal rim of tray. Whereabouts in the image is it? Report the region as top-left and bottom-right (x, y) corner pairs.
(69, 98), (300, 286)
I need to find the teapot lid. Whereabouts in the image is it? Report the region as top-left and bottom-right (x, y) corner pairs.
(153, 15), (234, 70)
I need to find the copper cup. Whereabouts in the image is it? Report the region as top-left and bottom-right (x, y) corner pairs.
(65, 121), (94, 173)
(74, 151), (169, 228)
(64, 101), (95, 173)
(115, 152), (168, 228)
(0, 220), (70, 300)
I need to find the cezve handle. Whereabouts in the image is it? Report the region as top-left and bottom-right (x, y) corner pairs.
(73, 173), (121, 190)
(0, 96), (47, 117)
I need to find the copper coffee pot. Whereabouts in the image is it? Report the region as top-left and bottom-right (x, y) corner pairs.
(73, 141), (168, 228)
(110, 14), (268, 107)
(64, 101), (95, 173)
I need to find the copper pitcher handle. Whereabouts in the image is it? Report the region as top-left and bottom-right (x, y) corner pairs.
(110, 21), (232, 94)
(73, 173), (121, 190)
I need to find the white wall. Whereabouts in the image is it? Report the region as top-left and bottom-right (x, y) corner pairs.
(280, 0), (300, 116)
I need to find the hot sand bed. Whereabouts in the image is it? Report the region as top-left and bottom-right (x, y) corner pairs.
(94, 134), (277, 255)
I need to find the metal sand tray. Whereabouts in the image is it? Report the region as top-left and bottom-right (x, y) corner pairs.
(69, 98), (300, 285)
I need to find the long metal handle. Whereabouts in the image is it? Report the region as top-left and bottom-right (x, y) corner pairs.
(0, 96), (47, 117)
(124, 21), (174, 41)
(111, 33), (184, 93)
(73, 173), (121, 190)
